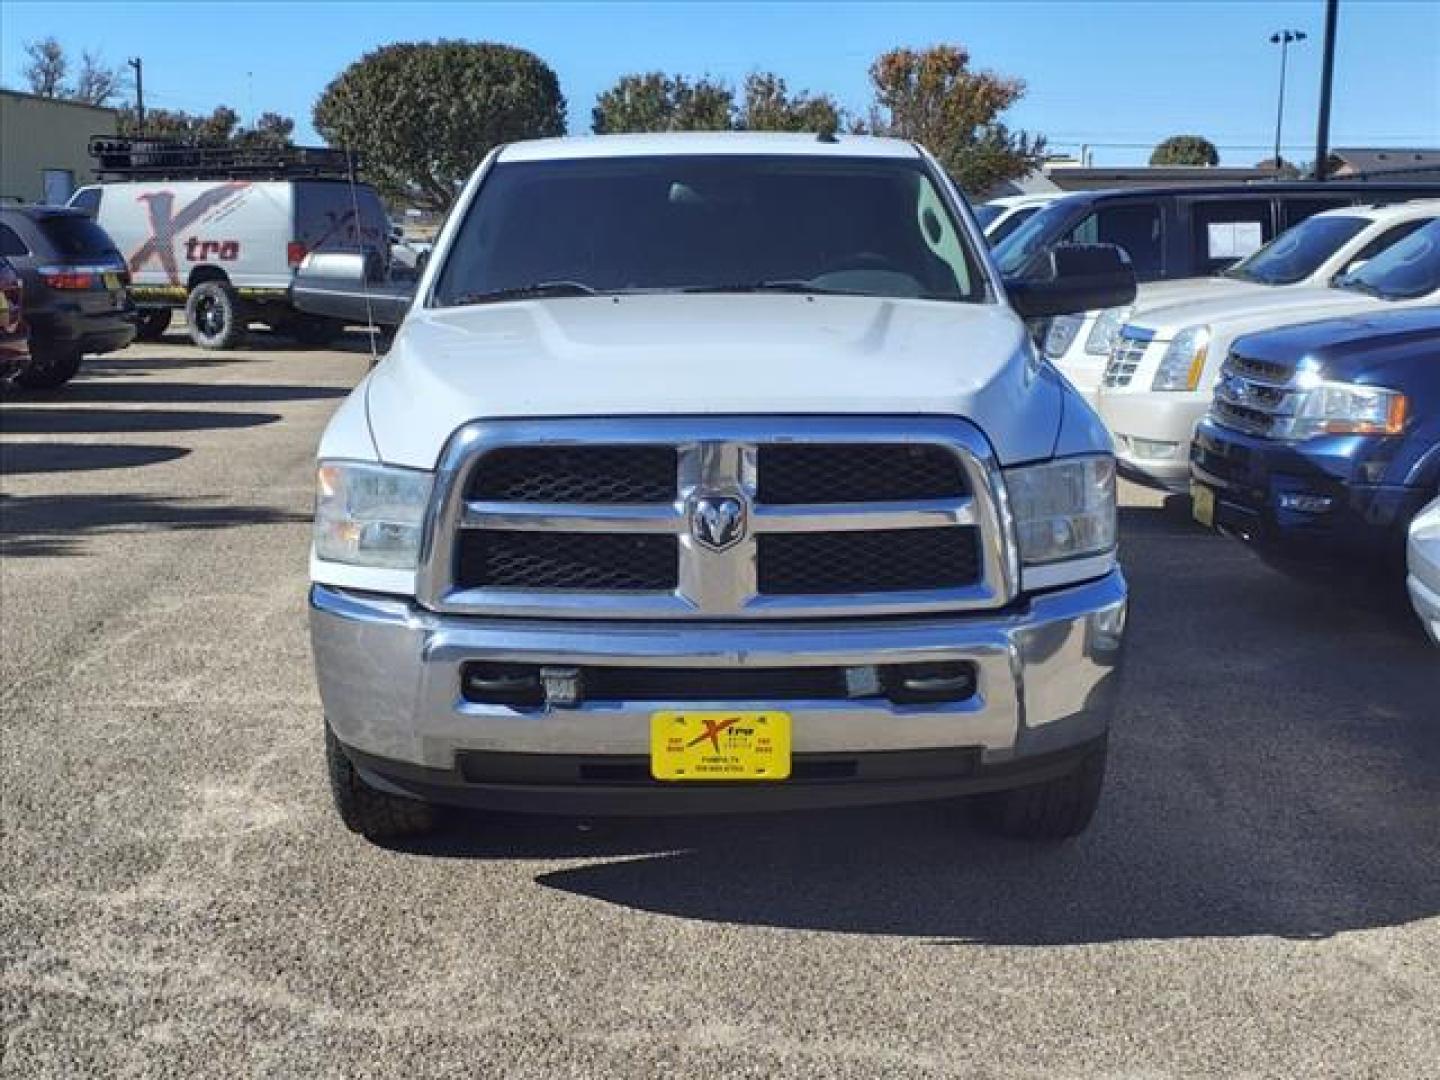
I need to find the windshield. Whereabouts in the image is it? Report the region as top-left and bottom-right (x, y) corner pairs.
(1224, 215), (1368, 285)
(991, 199), (1082, 277)
(431, 155), (987, 306)
(973, 204), (1004, 229)
(1335, 218), (1440, 300)
(38, 213), (119, 259)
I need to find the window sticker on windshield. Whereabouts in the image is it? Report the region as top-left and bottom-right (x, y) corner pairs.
(1207, 221), (1264, 259)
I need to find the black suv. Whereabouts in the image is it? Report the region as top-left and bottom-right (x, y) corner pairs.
(0, 206), (136, 389)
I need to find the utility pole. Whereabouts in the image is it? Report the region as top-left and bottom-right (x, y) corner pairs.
(1314, 0), (1339, 179)
(1269, 30), (1306, 171)
(127, 57), (145, 134)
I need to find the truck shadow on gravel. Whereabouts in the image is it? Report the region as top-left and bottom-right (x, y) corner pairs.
(0, 492), (307, 557)
(0, 407), (282, 436)
(0, 443), (190, 475)
(409, 500), (1440, 945)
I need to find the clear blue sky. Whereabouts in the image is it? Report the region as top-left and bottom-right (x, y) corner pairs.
(2, 1), (1436, 166)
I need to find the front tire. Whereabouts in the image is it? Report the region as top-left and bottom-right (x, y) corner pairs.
(185, 281), (247, 350)
(325, 724), (437, 841)
(14, 340), (82, 389)
(972, 738), (1108, 841)
(135, 308), (173, 342)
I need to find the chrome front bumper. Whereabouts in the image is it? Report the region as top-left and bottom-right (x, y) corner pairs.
(312, 571), (1127, 784)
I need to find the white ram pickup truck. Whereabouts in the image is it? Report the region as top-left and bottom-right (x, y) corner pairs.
(305, 134), (1135, 843)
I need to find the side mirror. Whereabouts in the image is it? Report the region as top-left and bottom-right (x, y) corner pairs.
(291, 248), (414, 327)
(1005, 243), (1137, 320)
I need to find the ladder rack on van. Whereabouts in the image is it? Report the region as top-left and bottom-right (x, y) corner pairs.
(88, 137), (356, 181)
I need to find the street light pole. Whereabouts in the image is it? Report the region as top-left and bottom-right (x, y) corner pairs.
(1269, 29), (1306, 171)
(1315, 0), (1340, 180)
(127, 57), (145, 134)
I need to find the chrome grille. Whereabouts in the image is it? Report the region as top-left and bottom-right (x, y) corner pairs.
(418, 418), (1016, 620)
(1103, 335), (1149, 388)
(1209, 349), (1303, 439)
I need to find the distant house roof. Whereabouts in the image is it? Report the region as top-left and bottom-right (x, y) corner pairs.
(1333, 148), (1440, 179)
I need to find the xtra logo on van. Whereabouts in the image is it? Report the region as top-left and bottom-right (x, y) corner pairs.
(129, 183), (251, 284)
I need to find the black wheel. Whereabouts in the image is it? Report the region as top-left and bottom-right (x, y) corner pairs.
(287, 313), (346, 347)
(972, 738), (1108, 841)
(134, 308), (173, 342)
(185, 281), (247, 350)
(325, 724), (437, 841)
(14, 340), (82, 389)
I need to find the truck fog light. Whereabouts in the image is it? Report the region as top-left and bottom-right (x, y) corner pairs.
(1277, 492), (1333, 514)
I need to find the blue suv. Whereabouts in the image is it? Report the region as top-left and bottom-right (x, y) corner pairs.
(1191, 305), (1440, 578)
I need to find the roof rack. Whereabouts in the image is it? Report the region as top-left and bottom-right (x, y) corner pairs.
(88, 136), (356, 181)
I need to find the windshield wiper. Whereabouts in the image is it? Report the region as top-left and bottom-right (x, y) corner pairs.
(680, 280), (850, 296)
(448, 281), (597, 306)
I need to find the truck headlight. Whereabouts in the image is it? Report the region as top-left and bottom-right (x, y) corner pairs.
(1279, 382), (1408, 440)
(1085, 305), (1131, 356)
(1151, 325), (1210, 391)
(1005, 455), (1117, 565)
(1043, 314), (1084, 358)
(314, 460), (433, 569)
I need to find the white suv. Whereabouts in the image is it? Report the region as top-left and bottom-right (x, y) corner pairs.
(1045, 200), (1440, 404)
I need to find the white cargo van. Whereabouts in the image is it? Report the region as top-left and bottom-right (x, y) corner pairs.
(70, 139), (390, 349)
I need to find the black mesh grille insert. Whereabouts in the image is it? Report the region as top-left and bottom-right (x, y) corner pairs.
(468, 446), (677, 503)
(757, 528), (981, 594)
(757, 444), (966, 504)
(456, 532), (678, 590)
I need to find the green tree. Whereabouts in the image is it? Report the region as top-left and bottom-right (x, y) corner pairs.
(1150, 135), (1220, 166)
(866, 45), (1045, 195)
(315, 40), (566, 210)
(591, 73), (734, 133)
(116, 104), (295, 147)
(738, 72), (842, 135)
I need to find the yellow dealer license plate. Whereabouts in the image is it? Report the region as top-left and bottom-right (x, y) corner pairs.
(103, 272), (122, 290)
(650, 711), (791, 781)
(1192, 482), (1216, 528)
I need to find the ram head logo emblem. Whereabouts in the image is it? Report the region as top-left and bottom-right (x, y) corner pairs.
(689, 494), (747, 551)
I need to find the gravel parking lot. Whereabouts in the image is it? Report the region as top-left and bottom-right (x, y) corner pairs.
(3, 336), (1437, 1078)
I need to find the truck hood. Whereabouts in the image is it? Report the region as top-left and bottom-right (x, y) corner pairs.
(1133, 276), (1265, 311)
(1229, 306), (1440, 380)
(364, 293), (1064, 468)
(1131, 284), (1384, 339)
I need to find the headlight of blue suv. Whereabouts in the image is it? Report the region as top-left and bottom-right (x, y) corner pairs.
(1275, 381), (1408, 440)
(315, 461), (434, 569)
(1151, 325), (1211, 391)
(1005, 455), (1118, 565)
(1043, 314), (1084, 358)
(1085, 305), (1132, 356)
